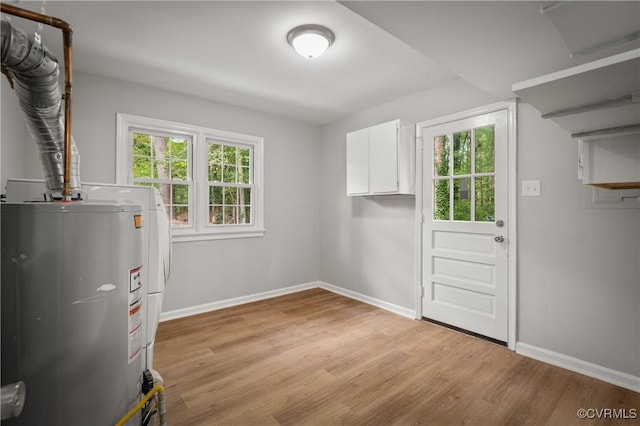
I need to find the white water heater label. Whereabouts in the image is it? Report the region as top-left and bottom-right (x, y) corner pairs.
(128, 300), (142, 363)
(128, 265), (143, 363)
(128, 265), (143, 308)
(130, 266), (142, 292)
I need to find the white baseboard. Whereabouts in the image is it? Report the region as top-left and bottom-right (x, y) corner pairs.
(159, 281), (319, 322)
(160, 280), (416, 322)
(516, 342), (640, 393)
(319, 281), (416, 319)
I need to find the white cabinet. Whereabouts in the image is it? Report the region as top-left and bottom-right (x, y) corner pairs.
(579, 135), (640, 190)
(346, 128), (369, 195)
(346, 119), (415, 196)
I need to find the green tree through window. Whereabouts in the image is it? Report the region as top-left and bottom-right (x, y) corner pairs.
(118, 113), (265, 240)
(432, 126), (495, 222)
(207, 141), (252, 225)
(133, 132), (190, 226)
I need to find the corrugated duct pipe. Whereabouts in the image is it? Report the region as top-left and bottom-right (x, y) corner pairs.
(1, 4), (79, 196)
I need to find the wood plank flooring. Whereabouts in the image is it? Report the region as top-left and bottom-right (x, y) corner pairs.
(154, 288), (639, 425)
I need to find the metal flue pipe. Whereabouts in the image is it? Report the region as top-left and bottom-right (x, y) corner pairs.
(1, 3), (77, 199)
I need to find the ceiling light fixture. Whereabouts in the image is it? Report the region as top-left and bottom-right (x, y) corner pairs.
(287, 24), (335, 59)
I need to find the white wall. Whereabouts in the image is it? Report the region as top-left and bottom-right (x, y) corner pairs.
(318, 79), (496, 309)
(517, 103), (639, 377)
(1, 79), (31, 185)
(318, 81), (639, 379)
(3, 68), (638, 382)
(1, 72), (322, 312)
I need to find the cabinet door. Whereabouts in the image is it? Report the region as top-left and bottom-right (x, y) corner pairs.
(346, 128), (369, 195)
(369, 120), (398, 193)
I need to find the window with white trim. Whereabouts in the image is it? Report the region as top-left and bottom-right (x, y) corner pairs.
(117, 113), (264, 241)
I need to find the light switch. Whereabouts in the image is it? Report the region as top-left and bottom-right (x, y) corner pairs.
(522, 180), (541, 197)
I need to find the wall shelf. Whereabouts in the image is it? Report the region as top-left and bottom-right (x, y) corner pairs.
(512, 49), (640, 139)
(514, 49), (640, 191)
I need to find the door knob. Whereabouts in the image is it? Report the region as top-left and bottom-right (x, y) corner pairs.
(494, 235), (504, 243)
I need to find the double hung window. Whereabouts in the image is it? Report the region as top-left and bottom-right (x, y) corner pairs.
(116, 113), (264, 241)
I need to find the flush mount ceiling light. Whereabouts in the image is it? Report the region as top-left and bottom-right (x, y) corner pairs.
(287, 24), (335, 59)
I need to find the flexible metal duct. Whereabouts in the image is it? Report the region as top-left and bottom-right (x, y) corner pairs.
(1, 17), (80, 191)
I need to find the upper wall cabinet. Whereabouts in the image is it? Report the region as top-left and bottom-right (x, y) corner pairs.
(578, 135), (640, 190)
(346, 119), (416, 196)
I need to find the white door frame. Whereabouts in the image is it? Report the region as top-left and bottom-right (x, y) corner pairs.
(414, 100), (518, 349)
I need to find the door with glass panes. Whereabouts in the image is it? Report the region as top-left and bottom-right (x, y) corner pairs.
(419, 109), (508, 342)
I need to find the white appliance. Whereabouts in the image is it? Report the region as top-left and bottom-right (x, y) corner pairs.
(5, 178), (172, 369)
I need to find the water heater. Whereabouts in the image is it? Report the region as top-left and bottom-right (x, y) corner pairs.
(1, 202), (143, 425)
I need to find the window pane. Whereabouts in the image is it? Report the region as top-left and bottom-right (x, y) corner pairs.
(209, 163), (222, 182)
(240, 166), (250, 184)
(241, 188), (251, 205)
(239, 147), (251, 167)
(209, 206), (223, 224)
(453, 131), (471, 175)
(151, 135), (168, 162)
(133, 156), (152, 179)
(153, 159), (169, 180)
(209, 143), (222, 162)
(133, 133), (152, 156)
(223, 206), (236, 224)
(224, 146), (236, 164)
(434, 179), (450, 220)
(475, 176), (495, 222)
(433, 135), (449, 177)
(243, 206), (251, 224)
(224, 165), (237, 183)
(209, 186), (223, 205)
(172, 205), (189, 227)
(475, 126), (495, 173)
(453, 178), (471, 221)
(224, 187), (238, 205)
(168, 138), (188, 160)
(170, 159), (188, 180)
(238, 206), (249, 224)
(173, 184), (189, 205)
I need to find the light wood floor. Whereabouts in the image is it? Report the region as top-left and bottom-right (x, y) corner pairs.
(154, 288), (639, 425)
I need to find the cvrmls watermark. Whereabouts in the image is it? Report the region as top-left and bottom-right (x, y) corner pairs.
(577, 408), (637, 420)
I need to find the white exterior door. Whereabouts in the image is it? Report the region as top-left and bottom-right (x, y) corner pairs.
(418, 109), (509, 342)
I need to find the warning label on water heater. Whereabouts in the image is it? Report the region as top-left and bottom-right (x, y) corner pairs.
(130, 266), (142, 293)
(128, 266), (143, 364)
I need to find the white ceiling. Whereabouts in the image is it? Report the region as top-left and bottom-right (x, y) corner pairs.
(6, 1), (639, 126)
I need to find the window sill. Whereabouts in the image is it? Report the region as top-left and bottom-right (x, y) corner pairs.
(171, 229), (266, 243)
